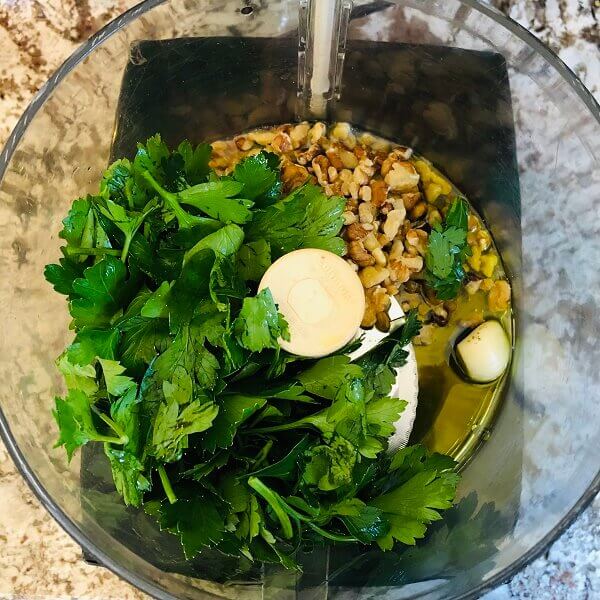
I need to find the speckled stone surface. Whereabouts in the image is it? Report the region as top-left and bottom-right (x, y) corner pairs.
(0, 1), (597, 599)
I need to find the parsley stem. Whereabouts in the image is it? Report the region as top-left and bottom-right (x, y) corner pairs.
(253, 440), (273, 468)
(120, 235), (132, 262)
(306, 523), (358, 543)
(142, 171), (197, 229)
(93, 408), (128, 445)
(251, 417), (311, 434)
(158, 465), (177, 504)
(248, 476), (293, 539)
(247, 478), (357, 543)
(65, 247), (121, 257)
(93, 434), (129, 445)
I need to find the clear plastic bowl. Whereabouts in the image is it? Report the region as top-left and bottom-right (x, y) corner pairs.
(0, 1), (598, 599)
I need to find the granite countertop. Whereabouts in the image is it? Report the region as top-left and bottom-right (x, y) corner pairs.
(0, 1), (598, 599)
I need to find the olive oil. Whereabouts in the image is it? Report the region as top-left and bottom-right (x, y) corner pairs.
(410, 290), (512, 465)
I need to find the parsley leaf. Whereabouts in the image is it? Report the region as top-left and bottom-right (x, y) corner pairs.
(203, 394), (266, 452)
(69, 256), (132, 328)
(66, 327), (119, 365)
(53, 389), (125, 460)
(98, 359), (137, 396)
(151, 392), (218, 463)
(59, 197), (99, 251)
(446, 196), (469, 230)
(109, 385), (140, 454)
(118, 315), (170, 375)
(425, 197), (471, 300)
(177, 140), (211, 185)
(297, 355), (363, 400)
(328, 498), (390, 543)
(100, 159), (148, 210)
(245, 436), (312, 481)
(141, 170), (216, 230)
(246, 184), (346, 258)
(166, 248), (215, 330)
(140, 281), (170, 319)
(146, 490), (226, 558)
(358, 311), (421, 396)
(237, 240), (271, 282)
(178, 180), (253, 224)
(370, 469), (460, 548)
(53, 389), (97, 461)
(154, 319), (220, 391)
(233, 288), (290, 352)
(134, 133), (171, 183)
(426, 229), (455, 279)
(104, 446), (150, 507)
(233, 152), (282, 207)
(302, 436), (357, 491)
(365, 395), (407, 440)
(95, 198), (157, 261)
(209, 254), (247, 310)
(44, 256), (86, 297)
(56, 353), (98, 395)
(184, 223), (245, 263)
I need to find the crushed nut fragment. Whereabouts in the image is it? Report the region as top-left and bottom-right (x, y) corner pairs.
(348, 241), (375, 267)
(346, 223), (368, 241)
(359, 266), (390, 288)
(488, 280), (511, 312)
(358, 202), (374, 224)
(382, 209), (405, 241)
(385, 161), (420, 192)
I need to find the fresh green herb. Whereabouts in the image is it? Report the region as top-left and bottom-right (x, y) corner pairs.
(424, 197), (471, 300)
(46, 134), (459, 569)
(358, 310), (421, 396)
(237, 239), (271, 281)
(95, 198), (158, 261)
(232, 151), (282, 207)
(69, 256), (134, 328)
(233, 288), (290, 352)
(246, 184), (346, 258)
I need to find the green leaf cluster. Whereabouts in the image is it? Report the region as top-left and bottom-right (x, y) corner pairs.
(45, 134), (459, 569)
(424, 197), (471, 300)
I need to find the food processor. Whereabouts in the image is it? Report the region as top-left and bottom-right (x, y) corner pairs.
(0, 1), (598, 598)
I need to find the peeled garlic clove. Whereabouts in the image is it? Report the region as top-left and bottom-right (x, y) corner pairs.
(456, 320), (510, 383)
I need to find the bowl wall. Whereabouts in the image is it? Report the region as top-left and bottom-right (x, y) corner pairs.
(0, 1), (598, 599)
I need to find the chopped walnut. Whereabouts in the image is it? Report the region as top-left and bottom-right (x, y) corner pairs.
(348, 241), (374, 267)
(359, 266), (390, 288)
(312, 155), (330, 186)
(388, 260), (411, 284)
(234, 136), (254, 151)
(346, 223), (369, 241)
(382, 209), (405, 241)
(308, 122), (326, 144)
(401, 191), (421, 210)
(281, 161), (310, 192)
(272, 132), (292, 154)
(488, 280), (511, 312)
(296, 144), (321, 165)
(385, 161), (420, 192)
(248, 130), (275, 146)
(405, 229), (428, 255)
(290, 122), (310, 149)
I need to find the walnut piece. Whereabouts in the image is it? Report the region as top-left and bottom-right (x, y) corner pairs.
(348, 241), (375, 267)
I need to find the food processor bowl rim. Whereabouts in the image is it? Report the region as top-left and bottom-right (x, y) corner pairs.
(0, 1), (598, 599)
